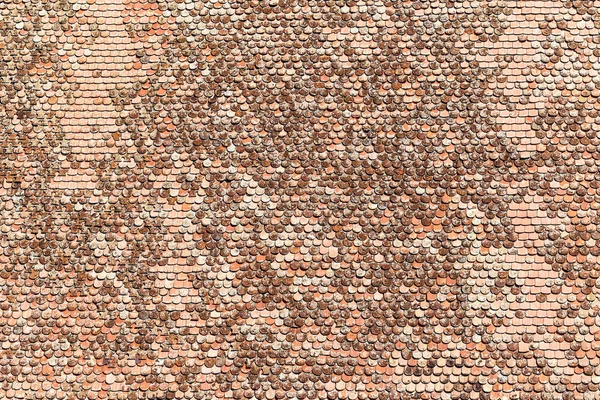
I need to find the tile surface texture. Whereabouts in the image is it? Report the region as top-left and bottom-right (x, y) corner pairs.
(1, 0), (600, 399)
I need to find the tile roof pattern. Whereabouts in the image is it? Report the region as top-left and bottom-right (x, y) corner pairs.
(1, 0), (600, 399)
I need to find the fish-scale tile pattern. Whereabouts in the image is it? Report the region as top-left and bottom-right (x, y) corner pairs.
(2, 0), (600, 399)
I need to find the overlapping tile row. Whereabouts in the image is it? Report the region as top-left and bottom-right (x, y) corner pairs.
(2, 0), (600, 399)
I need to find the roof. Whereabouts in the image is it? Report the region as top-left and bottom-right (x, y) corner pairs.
(0, 0), (598, 399)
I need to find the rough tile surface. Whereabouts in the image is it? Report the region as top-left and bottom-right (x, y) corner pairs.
(1, 0), (600, 399)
